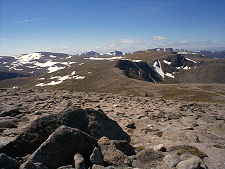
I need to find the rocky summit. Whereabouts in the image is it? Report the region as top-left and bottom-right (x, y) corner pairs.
(0, 88), (224, 169)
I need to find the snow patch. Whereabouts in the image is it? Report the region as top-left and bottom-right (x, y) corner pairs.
(49, 55), (57, 58)
(71, 71), (76, 76)
(14, 53), (42, 64)
(153, 59), (164, 78)
(86, 56), (124, 61)
(35, 60), (59, 67)
(36, 71), (85, 87)
(121, 59), (142, 62)
(185, 57), (197, 63)
(183, 66), (191, 70)
(133, 60), (142, 62)
(13, 68), (23, 71)
(165, 73), (174, 78)
(163, 60), (171, 65)
(68, 62), (76, 65)
(48, 66), (65, 73)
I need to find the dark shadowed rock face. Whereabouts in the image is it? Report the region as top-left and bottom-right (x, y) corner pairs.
(0, 108), (130, 158)
(0, 153), (20, 169)
(0, 114), (58, 157)
(115, 60), (162, 83)
(166, 54), (195, 67)
(27, 125), (97, 169)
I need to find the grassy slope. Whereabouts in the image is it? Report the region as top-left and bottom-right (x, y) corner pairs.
(0, 51), (225, 104)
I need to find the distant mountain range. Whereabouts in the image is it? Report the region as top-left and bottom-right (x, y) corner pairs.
(0, 48), (224, 89)
(80, 50), (125, 56)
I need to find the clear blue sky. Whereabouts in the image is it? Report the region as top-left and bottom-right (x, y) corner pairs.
(0, 0), (225, 55)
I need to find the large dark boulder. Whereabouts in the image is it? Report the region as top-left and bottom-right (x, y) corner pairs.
(26, 125), (97, 169)
(0, 108), (130, 158)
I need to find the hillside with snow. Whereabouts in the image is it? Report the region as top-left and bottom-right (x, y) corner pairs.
(0, 49), (225, 90)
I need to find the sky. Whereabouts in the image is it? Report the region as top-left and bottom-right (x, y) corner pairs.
(0, 0), (225, 55)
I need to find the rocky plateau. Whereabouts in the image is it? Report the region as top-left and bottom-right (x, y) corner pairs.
(0, 88), (225, 169)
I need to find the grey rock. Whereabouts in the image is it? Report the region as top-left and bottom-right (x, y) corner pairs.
(0, 153), (20, 169)
(166, 113), (181, 120)
(163, 154), (181, 167)
(180, 153), (196, 161)
(27, 125), (97, 169)
(0, 119), (16, 128)
(97, 136), (129, 166)
(176, 156), (207, 169)
(74, 154), (85, 169)
(90, 147), (104, 165)
(132, 148), (164, 168)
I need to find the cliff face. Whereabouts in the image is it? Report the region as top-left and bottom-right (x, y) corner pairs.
(115, 60), (162, 83)
(115, 54), (198, 83)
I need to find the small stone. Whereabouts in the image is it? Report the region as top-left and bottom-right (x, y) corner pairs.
(74, 154), (85, 169)
(90, 147), (104, 165)
(176, 156), (206, 169)
(163, 154), (181, 167)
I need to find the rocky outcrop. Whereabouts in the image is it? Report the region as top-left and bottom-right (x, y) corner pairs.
(115, 60), (162, 83)
(0, 108), (130, 158)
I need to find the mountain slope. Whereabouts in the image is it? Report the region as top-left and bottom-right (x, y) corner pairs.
(0, 50), (225, 94)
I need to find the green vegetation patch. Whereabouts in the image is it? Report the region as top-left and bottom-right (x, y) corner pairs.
(168, 145), (207, 159)
(161, 88), (225, 104)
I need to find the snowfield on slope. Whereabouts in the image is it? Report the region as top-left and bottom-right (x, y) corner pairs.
(153, 59), (164, 78)
(36, 71), (85, 87)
